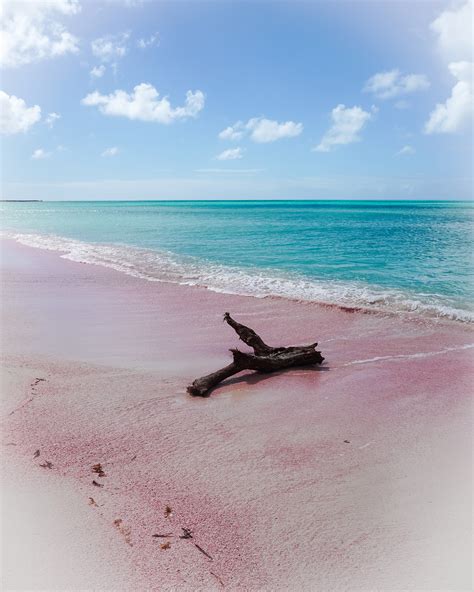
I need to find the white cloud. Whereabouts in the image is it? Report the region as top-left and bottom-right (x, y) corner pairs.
(216, 147), (243, 161)
(32, 148), (51, 159)
(364, 69), (430, 99)
(81, 83), (205, 124)
(218, 123), (244, 141)
(90, 64), (106, 78)
(101, 146), (119, 157)
(246, 117), (303, 143)
(430, 0), (472, 62)
(137, 33), (159, 49)
(0, 91), (41, 134)
(91, 32), (129, 63)
(0, 0), (80, 68)
(45, 112), (61, 127)
(425, 2), (473, 135)
(424, 61), (473, 134)
(396, 145), (415, 156)
(218, 117), (303, 143)
(314, 104), (372, 152)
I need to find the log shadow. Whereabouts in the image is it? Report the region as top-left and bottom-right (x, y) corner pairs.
(204, 363), (330, 396)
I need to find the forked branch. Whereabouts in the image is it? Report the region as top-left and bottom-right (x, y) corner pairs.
(187, 313), (324, 397)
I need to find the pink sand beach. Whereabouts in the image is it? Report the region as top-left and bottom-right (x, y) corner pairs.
(1, 237), (472, 591)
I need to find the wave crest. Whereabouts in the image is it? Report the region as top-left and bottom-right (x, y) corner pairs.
(4, 232), (473, 323)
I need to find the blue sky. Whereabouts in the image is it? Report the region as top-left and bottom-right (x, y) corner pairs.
(1, 0), (472, 200)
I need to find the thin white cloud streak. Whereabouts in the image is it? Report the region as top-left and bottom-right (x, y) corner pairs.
(218, 123), (244, 141)
(45, 112), (61, 128)
(0, 91), (41, 134)
(3, 175), (470, 201)
(314, 104), (372, 152)
(137, 33), (159, 49)
(91, 32), (129, 62)
(216, 147), (243, 160)
(364, 69), (430, 99)
(31, 148), (51, 159)
(90, 64), (106, 78)
(101, 146), (119, 157)
(246, 117), (303, 143)
(396, 145), (415, 156)
(0, 0), (80, 68)
(81, 83), (205, 124)
(218, 117), (303, 143)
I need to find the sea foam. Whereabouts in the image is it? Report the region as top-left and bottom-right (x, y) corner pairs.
(4, 231), (473, 323)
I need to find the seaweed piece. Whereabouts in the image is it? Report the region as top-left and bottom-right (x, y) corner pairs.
(194, 543), (213, 560)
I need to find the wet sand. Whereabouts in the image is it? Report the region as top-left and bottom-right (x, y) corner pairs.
(1, 238), (472, 591)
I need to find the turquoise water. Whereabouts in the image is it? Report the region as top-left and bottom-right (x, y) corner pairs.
(1, 200), (473, 321)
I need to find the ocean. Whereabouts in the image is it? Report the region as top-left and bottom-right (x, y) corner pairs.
(1, 200), (473, 322)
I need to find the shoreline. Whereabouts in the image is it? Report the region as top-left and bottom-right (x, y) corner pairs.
(1, 238), (472, 591)
(3, 230), (472, 325)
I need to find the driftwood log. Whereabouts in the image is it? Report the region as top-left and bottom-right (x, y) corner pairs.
(187, 312), (324, 397)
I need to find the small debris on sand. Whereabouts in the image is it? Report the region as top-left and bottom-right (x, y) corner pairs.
(194, 543), (213, 560)
(33, 449), (40, 458)
(113, 518), (133, 546)
(179, 528), (193, 539)
(210, 571), (224, 587)
(164, 505), (173, 518)
(92, 480), (104, 487)
(152, 533), (173, 538)
(344, 440), (350, 444)
(88, 497), (98, 507)
(39, 460), (53, 469)
(160, 541), (171, 550)
(92, 463), (106, 477)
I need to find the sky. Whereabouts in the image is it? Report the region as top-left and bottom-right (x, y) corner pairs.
(0, 0), (472, 200)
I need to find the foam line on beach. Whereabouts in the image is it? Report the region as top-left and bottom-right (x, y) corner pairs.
(341, 343), (474, 367)
(3, 231), (473, 324)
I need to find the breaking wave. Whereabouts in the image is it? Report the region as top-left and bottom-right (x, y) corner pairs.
(4, 231), (473, 323)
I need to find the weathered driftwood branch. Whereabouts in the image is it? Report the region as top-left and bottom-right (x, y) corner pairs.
(187, 313), (324, 397)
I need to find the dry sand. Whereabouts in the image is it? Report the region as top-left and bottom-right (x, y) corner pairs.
(1, 238), (472, 591)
